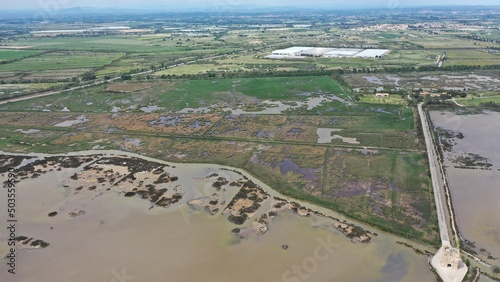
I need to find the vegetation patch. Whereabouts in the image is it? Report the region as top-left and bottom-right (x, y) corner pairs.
(106, 82), (155, 93)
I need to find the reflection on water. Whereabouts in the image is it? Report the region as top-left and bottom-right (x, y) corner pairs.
(275, 159), (319, 181)
(378, 253), (408, 282)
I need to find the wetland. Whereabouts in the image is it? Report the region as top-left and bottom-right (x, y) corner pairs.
(0, 151), (436, 282)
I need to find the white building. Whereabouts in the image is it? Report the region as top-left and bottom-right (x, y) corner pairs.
(323, 49), (363, 58)
(353, 49), (390, 58)
(299, 48), (337, 57)
(272, 47), (314, 56)
(269, 47), (391, 59)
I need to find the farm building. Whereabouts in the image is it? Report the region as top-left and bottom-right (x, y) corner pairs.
(375, 93), (390, 97)
(271, 47), (314, 56)
(323, 49), (363, 58)
(420, 91), (444, 97)
(353, 49), (390, 58)
(298, 48), (336, 57)
(268, 47), (391, 59)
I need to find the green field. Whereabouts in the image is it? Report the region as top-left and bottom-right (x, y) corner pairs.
(0, 82), (66, 98)
(455, 96), (500, 106)
(446, 49), (500, 66)
(0, 51), (124, 71)
(379, 33), (403, 39)
(0, 76), (349, 112)
(0, 35), (241, 81)
(0, 126), (64, 152)
(1, 36), (203, 52)
(360, 94), (407, 105)
(0, 49), (43, 61)
(400, 34), (498, 49)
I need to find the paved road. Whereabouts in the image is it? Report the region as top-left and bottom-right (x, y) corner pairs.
(419, 103), (467, 282)
(418, 103), (450, 243)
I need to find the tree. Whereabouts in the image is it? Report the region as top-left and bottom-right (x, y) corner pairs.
(81, 71), (96, 81)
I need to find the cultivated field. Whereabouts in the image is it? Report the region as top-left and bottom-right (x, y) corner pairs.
(0, 49), (42, 61)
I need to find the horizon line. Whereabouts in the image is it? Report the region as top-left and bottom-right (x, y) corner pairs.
(2, 3), (500, 12)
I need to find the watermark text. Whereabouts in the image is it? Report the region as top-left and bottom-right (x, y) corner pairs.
(5, 167), (17, 275)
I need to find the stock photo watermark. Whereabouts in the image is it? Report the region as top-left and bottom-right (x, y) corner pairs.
(387, 0), (402, 14)
(212, 0), (246, 14)
(110, 267), (135, 282)
(33, 0), (72, 21)
(281, 235), (340, 282)
(4, 167), (17, 275)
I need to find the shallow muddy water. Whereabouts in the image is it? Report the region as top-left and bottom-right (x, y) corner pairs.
(0, 151), (435, 282)
(362, 75), (384, 85)
(179, 94), (349, 115)
(53, 115), (89, 127)
(317, 128), (360, 144)
(430, 110), (500, 262)
(479, 275), (497, 282)
(139, 105), (164, 113)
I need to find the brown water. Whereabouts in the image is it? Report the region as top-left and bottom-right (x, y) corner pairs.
(430, 110), (500, 263)
(53, 115), (89, 127)
(316, 128), (360, 144)
(479, 275), (497, 282)
(0, 153), (435, 282)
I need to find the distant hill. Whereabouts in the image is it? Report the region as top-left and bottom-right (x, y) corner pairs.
(58, 7), (146, 15)
(1, 4), (499, 17)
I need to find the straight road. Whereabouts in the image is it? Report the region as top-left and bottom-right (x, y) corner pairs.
(419, 103), (467, 282)
(418, 103), (450, 243)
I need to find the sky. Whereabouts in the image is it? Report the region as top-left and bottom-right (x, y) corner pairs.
(2, 0), (499, 10)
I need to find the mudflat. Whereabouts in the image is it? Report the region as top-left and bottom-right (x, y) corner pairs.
(0, 152), (434, 281)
